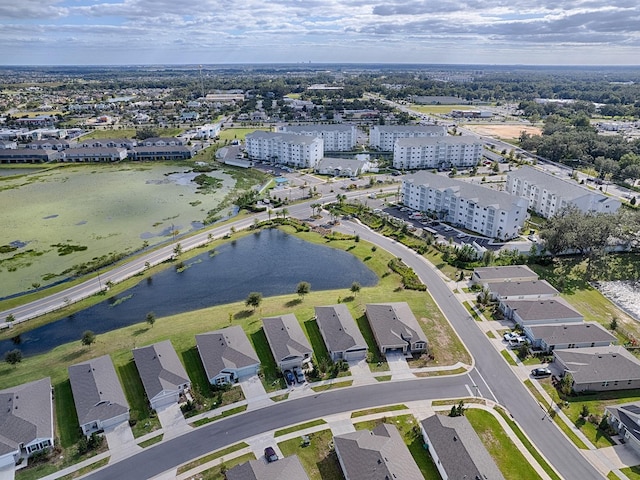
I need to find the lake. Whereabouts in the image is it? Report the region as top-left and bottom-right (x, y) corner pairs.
(0, 229), (378, 357)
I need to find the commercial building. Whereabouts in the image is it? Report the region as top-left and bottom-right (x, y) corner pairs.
(245, 131), (323, 168)
(280, 124), (357, 151)
(369, 125), (447, 152)
(506, 166), (621, 218)
(392, 136), (483, 170)
(402, 171), (528, 240)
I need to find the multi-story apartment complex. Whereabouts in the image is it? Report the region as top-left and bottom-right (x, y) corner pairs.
(393, 135), (483, 170)
(245, 131), (323, 168)
(279, 124), (357, 151)
(370, 125), (447, 152)
(402, 171), (529, 240)
(506, 166), (621, 218)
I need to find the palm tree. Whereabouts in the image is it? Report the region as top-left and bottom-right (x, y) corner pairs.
(267, 209), (273, 221)
(281, 208), (289, 220)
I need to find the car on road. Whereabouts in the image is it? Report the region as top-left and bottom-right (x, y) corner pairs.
(293, 367), (305, 383)
(531, 367), (552, 378)
(264, 446), (279, 463)
(284, 370), (295, 386)
(443, 226), (452, 232)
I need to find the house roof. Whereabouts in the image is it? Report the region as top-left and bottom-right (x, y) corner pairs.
(315, 305), (367, 354)
(489, 280), (558, 298)
(316, 157), (367, 172)
(133, 340), (190, 401)
(403, 171), (528, 212)
(395, 135), (482, 147)
(473, 265), (538, 282)
(554, 346), (640, 385)
(503, 298), (582, 321)
(131, 145), (192, 153)
(195, 326), (260, 379)
(68, 355), (129, 427)
(262, 314), (312, 362)
(64, 147), (126, 156)
(606, 402), (640, 443)
(421, 414), (505, 480)
(0, 378), (53, 457)
(529, 322), (616, 346)
(284, 124), (354, 133)
(334, 423), (423, 480)
(247, 130), (320, 145)
(372, 125), (447, 134)
(365, 303), (428, 349)
(508, 166), (610, 203)
(226, 455), (310, 480)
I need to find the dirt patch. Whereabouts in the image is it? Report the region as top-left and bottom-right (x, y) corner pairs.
(466, 124), (542, 139)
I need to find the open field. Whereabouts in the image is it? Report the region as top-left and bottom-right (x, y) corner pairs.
(409, 104), (475, 114)
(0, 163), (237, 297)
(218, 127), (270, 142)
(79, 127), (183, 140)
(465, 123), (542, 140)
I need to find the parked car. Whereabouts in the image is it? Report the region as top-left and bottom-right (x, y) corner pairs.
(293, 367), (305, 383)
(284, 370), (295, 385)
(264, 446), (279, 463)
(503, 332), (520, 342)
(508, 337), (527, 347)
(531, 367), (552, 378)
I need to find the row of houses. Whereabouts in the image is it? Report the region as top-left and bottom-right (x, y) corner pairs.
(226, 415), (504, 480)
(473, 265), (639, 393)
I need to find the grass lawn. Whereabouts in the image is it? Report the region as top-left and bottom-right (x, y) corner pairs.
(409, 104), (475, 114)
(354, 414), (441, 479)
(199, 452), (255, 479)
(500, 349), (517, 366)
(375, 375), (392, 382)
(275, 419), (327, 437)
(79, 127), (183, 140)
(139, 434), (163, 448)
(176, 442), (249, 474)
(191, 405), (248, 427)
(218, 127), (270, 143)
(114, 358), (161, 438)
(250, 328), (286, 392)
(54, 379), (82, 448)
(311, 380), (353, 392)
(351, 404), (408, 418)
(466, 409), (541, 479)
(278, 429), (343, 480)
(620, 466), (640, 479)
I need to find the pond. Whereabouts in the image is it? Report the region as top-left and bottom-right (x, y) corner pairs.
(0, 229), (378, 357)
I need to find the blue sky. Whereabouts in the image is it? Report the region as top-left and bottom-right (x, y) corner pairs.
(0, 0), (639, 65)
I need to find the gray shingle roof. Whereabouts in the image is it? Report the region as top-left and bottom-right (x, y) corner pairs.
(489, 280), (558, 297)
(421, 414), (505, 480)
(315, 305), (367, 354)
(554, 346), (640, 384)
(133, 340), (190, 402)
(606, 402), (640, 442)
(365, 303), (428, 349)
(262, 314), (312, 362)
(529, 323), (616, 346)
(195, 326), (260, 380)
(473, 265), (538, 282)
(404, 171), (526, 211)
(503, 298), (582, 321)
(226, 455), (310, 480)
(0, 378), (53, 456)
(68, 355), (129, 428)
(334, 423), (422, 480)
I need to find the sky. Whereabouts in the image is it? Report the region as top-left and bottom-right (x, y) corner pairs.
(0, 0), (639, 65)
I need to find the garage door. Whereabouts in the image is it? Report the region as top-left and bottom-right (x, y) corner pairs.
(344, 349), (367, 361)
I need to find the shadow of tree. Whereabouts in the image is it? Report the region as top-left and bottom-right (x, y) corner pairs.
(61, 349), (87, 363)
(316, 450), (344, 480)
(342, 295), (355, 302)
(285, 298), (302, 308)
(234, 310), (253, 320)
(132, 328), (149, 336)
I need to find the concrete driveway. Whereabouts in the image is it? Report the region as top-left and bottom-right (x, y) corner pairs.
(156, 403), (191, 440)
(347, 358), (375, 385)
(239, 374), (273, 410)
(104, 420), (141, 463)
(385, 351), (415, 380)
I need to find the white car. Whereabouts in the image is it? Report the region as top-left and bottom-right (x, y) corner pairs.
(503, 332), (520, 342)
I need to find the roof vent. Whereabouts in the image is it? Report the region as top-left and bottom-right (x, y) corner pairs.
(453, 436), (457, 441)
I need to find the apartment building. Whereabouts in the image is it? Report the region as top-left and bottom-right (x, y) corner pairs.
(245, 130), (323, 168)
(280, 124), (357, 151)
(402, 171), (528, 240)
(393, 135), (483, 170)
(506, 166), (621, 218)
(369, 125), (447, 152)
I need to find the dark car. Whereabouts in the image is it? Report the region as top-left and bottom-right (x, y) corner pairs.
(284, 370), (295, 385)
(531, 367), (552, 378)
(264, 446), (278, 463)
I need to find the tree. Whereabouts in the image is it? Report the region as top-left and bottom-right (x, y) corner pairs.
(146, 311), (156, 327)
(173, 243), (183, 257)
(4, 349), (22, 366)
(350, 282), (361, 297)
(81, 330), (96, 347)
(296, 281), (311, 299)
(559, 373), (574, 396)
(245, 292), (263, 311)
(6, 314), (15, 323)
(136, 126), (158, 140)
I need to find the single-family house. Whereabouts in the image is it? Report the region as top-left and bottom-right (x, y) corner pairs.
(315, 305), (368, 362)
(421, 414), (505, 480)
(133, 340), (191, 410)
(365, 303), (428, 356)
(0, 378), (54, 468)
(488, 280), (559, 303)
(501, 298), (583, 327)
(525, 323), (616, 352)
(226, 455), (309, 480)
(554, 346), (640, 392)
(605, 402), (640, 455)
(334, 423), (423, 480)
(195, 326), (260, 386)
(471, 265), (538, 286)
(68, 355), (130, 436)
(262, 314), (312, 371)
